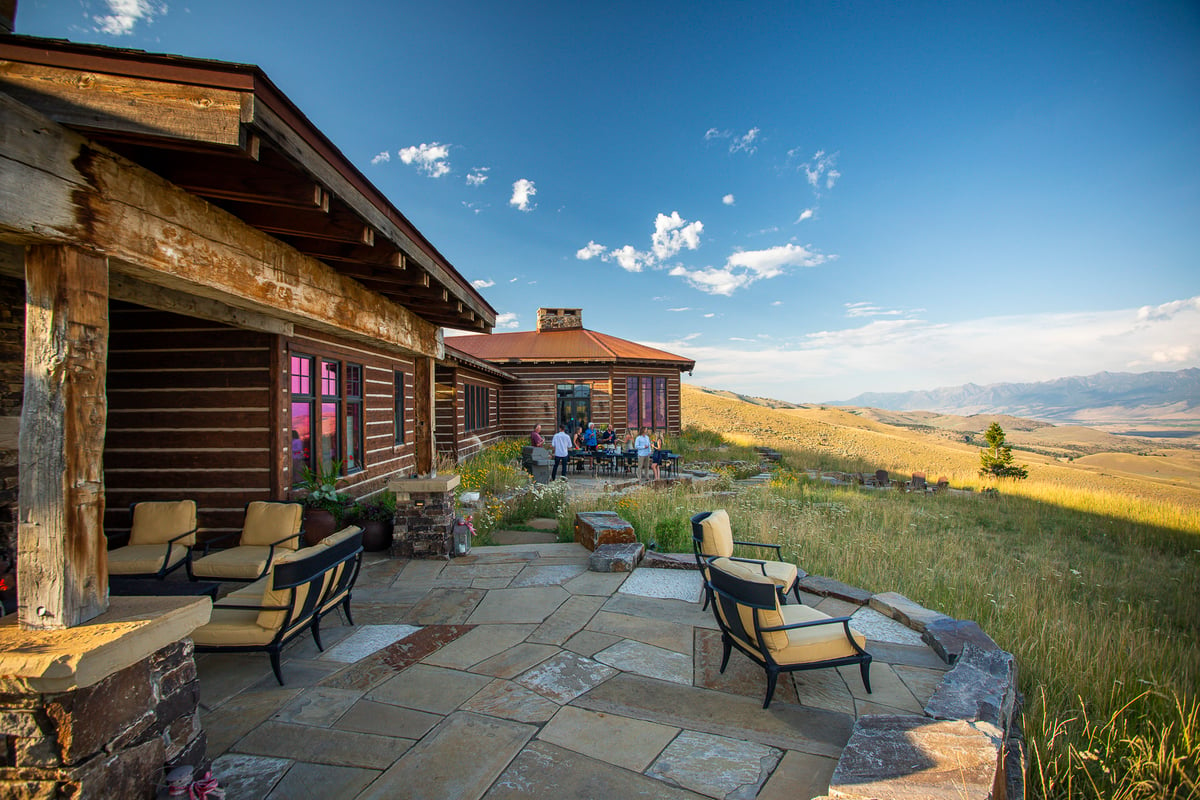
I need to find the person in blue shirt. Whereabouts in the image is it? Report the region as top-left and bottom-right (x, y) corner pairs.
(583, 422), (597, 451)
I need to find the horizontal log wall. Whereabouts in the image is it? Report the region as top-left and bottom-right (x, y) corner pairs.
(287, 327), (417, 503)
(104, 303), (274, 543)
(496, 363), (684, 440)
(438, 366), (505, 462)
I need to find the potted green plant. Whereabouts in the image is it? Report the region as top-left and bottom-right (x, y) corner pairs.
(297, 460), (350, 544)
(348, 491), (396, 552)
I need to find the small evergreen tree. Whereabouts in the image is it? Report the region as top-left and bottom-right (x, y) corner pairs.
(978, 422), (1028, 480)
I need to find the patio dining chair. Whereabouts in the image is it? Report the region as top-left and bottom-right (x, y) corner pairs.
(691, 510), (800, 609)
(190, 500), (304, 583)
(705, 556), (872, 709)
(106, 500), (198, 579)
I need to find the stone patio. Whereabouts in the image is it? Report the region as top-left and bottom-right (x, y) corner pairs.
(195, 540), (957, 799)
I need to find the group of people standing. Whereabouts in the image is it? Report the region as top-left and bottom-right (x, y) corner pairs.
(530, 422), (666, 482)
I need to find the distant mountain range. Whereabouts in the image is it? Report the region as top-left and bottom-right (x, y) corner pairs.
(828, 368), (1200, 429)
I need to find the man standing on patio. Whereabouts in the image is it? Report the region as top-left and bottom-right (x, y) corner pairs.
(531, 423), (544, 448)
(551, 424), (572, 481)
(635, 427), (653, 482)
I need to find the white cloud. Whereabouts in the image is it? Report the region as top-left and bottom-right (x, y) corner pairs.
(651, 212), (704, 261)
(658, 297), (1200, 401)
(801, 150), (840, 194)
(844, 301), (911, 318)
(398, 142), (452, 178)
(610, 245), (647, 273)
(704, 128), (728, 141)
(494, 312), (520, 330)
(796, 208), (814, 223)
(771, 301), (783, 306)
(509, 277), (519, 283)
(93, 0), (164, 35)
(467, 167), (490, 186)
(722, 194), (735, 206)
(704, 313), (716, 318)
(669, 243), (829, 296)
(510, 178), (537, 211)
(730, 127), (760, 154)
(576, 241), (606, 260)
(668, 307), (692, 312)
(471, 279), (495, 289)
(371, 151), (391, 165)
(1136, 296), (1200, 322)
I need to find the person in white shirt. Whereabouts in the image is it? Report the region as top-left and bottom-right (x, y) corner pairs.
(551, 424), (573, 481)
(634, 428), (653, 482)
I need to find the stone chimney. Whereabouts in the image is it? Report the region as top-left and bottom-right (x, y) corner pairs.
(1, 0), (17, 35)
(536, 307), (583, 332)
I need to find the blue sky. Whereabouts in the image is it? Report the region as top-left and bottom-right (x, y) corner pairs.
(16, 0), (1200, 401)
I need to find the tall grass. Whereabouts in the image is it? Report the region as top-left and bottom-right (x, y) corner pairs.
(461, 431), (1200, 797)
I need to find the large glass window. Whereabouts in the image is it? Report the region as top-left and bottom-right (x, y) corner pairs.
(290, 355), (314, 476)
(291, 353), (363, 480)
(625, 374), (670, 432)
(557, 384), (591, 435)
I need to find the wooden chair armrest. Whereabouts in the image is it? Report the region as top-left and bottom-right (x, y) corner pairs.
(732, 540), (783, 556)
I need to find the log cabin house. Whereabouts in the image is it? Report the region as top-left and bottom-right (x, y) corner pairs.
(444, 307), (695, 458)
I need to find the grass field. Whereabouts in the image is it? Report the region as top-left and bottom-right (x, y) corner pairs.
(673, 385), (1200, 799)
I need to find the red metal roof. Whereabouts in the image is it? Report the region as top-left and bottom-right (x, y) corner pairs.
(449, 328), (695, 369)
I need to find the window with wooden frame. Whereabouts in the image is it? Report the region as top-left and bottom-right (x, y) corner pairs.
(625, 374), (670, 432)
(290, 352), (364, 479)
(394, 370), (406, 445)
(464, 383), (490, 433)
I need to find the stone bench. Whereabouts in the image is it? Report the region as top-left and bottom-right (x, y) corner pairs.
(574, 511), (636, 552)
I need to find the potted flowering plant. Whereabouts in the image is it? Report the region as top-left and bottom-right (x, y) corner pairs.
(297, 460), (350, 544)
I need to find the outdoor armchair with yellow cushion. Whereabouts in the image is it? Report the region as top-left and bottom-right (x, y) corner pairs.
(106, 500), (198, 579)
(190, 500), (304, 582)
(192, 528), (364, 685)
(691, 509), (800, 607)
(705, 556), (872, 709)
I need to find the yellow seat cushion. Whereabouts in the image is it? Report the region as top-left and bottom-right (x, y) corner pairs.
(224, 577), (270, 600)
(240, 502), (302, 548)
(129, 500), (197, 547)
(319, 525), (362, 549)
(191, 546), (275, 580)
(698, 509), (735, 557)
(256, 546), (322, 630)
(709, 553), (797, 592)
(190, 607), (276, 647)
(709, 558), (864, 663)
(107, 543), (189, 575)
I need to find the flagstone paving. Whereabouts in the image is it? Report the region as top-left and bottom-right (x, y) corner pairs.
(196, 542), (952, 799)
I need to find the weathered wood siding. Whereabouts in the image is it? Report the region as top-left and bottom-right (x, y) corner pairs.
(286, 327), (419, 500)
(103, 303), (275, 543)
(435, 364), (505, 462)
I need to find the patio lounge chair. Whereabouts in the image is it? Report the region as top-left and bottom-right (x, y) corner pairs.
(705, 556), (872, 708)
(106, 500), (198, 579)
(907, 472), (927, 492)
(874, 469), (889, 487)
(691, 510), (800, 608)
(192, 527), (364, 684)
(190, 500), (304, 583)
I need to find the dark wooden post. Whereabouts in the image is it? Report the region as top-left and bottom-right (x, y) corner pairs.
(414, 356), (434, 475)
(18, 245), (109, 629)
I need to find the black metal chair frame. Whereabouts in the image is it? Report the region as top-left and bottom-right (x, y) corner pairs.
(104, 500), (198, 580)
(705, 558), (872, 709)
(194, 530), (363, 685)
(191, 500), (305, 583)
(690, 511), (800, 608)
(311, 531), (364, 651)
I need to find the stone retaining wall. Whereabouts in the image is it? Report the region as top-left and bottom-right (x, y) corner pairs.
(0, 639), (205, 799)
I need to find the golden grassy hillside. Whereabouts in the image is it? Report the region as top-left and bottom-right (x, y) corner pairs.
(681, 383), (1200, 517)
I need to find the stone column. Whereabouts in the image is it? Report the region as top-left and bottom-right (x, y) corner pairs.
(388, 475), (460, 559)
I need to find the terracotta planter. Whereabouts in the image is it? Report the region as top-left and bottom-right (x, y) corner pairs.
(303, 507), (339, 545)
(360, 519), (393, 552)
